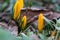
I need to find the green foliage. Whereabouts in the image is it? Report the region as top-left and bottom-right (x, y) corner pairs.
(0, 27), (34, 40)
(0, 27), (16, 40)
(42, 0), (57, 3)
(44, 17), (54, 30)
(0, 0), (9, 12)
(54, 19), (60, 30)
(0, 2), (8, 12)
(38, 33), (46, 40)
(25, 0), (33, 7)
(4, 0), (9, 3)
(53, 4), (60, 12)
(56, 19), (60, 27)
(25, 0), (43, 7)
(19, 33), (33, 40)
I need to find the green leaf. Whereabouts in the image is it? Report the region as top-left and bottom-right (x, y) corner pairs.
(26, 30), (34, 36)
(47, 37), (53, 40)
(0, 2), (8, 12)
(0, 27), (34, 40)
(38, 33), (46, 40)
(55, 19), (60, 30)
(56, 19), (60, 27)
(19, 33), (33, 40)
(0, 27), (16, 40)
(44, 17), (54, 29)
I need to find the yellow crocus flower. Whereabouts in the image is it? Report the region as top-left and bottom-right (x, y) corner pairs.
(22, 16), (27, 29)
(38, 13), (44, 32)
(17, 0), (24, 8)
(14, 1), (20, 20)
(14, 0), (24, 20)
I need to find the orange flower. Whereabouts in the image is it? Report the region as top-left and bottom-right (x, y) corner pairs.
(38, 13), (44, 32)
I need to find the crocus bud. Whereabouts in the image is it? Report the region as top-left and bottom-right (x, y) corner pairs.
(38, 13), (44, 32)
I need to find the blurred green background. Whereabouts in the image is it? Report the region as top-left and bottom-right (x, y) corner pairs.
(0, 0), (60, 13)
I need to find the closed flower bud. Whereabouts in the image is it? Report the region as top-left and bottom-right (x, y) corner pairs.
(14, 0), (24, 20)
(22, 16), (27, 29)
(38, 13), (44, 32)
